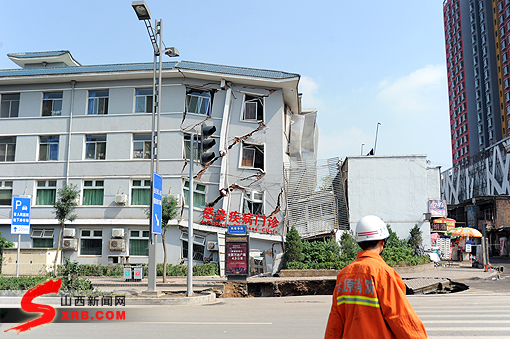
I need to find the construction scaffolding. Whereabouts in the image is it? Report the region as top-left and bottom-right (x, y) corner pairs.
(284, 158), (349, 238)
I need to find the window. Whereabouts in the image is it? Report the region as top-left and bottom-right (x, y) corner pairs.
(129, 230), (150, 256)
(85, 135), (106, 160)
(1, 94), (20, 118)
(243, 190), (264, 215)
(0, 181), (13, 205)
(42, 92), (63, 116)
(135, 88), (153, 113)
(0, 136), (16, 162)
(39, 136), (59, 161)
(243, 94), (264, 121)
(181, 232), (205, 261)
(133, 134), (151, 159)
(131, 179), (151, 205)
(31, 229), (54, 248)
(241, 143), (264, 170)
(183, 180), (206, 209)
(87, 90), (109, 115)
(186, 88), (212, 116)
(83, 180), (104, 205)
(184, 134), (200, 160)
(506, 65), (510, 76)
(36, 180), (56, 205)
(80, 229), (102, 256)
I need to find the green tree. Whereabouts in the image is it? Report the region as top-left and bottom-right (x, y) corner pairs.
(339, 230), (361, 263)
(52, 182), (79, 275)
(160, 195), (179, 282)
(0, 230), (14, 273)
(407, 224), (423, 249)
(144, 195), (179, 282)
(285, 226), (304, 265)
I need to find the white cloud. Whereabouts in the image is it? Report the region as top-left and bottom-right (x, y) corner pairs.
(376, 64), (447, 118)
(298, 76), (321, 109)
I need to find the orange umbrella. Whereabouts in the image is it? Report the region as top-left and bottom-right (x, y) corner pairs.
(450, 227), (482, 237)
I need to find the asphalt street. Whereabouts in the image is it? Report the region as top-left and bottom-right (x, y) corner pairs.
(2, 289), (510, 339)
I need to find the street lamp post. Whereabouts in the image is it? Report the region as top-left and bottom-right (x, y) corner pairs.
(132, 1), (179, 293)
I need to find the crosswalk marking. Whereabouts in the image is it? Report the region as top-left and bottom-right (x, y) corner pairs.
(410, 295), (510, 338)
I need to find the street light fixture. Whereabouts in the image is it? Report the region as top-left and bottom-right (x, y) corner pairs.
(132, 1), (151, 20)
(132, 0), (179, 294)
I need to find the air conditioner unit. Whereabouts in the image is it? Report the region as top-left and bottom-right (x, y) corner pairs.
(207, 241), (219, 251)
(62, 239), (77, 251)
(109, 239), (126, 251)
(112, 228), (125, 238)
(115, 193), (128, 204)
(63, 228), (76, 238)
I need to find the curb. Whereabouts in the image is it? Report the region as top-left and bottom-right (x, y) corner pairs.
(0, 292), (216, 306)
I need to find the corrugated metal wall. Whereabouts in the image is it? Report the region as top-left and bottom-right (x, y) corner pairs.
(284, 158), (349, 238)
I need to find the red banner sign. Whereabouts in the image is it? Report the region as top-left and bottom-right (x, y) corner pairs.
(200, 207), (279, 235)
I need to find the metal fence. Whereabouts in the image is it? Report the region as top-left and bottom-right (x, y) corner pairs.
(284, 158), (349, 238)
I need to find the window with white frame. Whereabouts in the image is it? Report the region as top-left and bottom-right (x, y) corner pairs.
(31, 229), (54, 248)
(180, 232), (205, 261)
(243, 190), (264, 215)
(129, 230), (150, 256)
(186, 88), (212, 116)
(36, 180), (57, 205)
(183, 180), (206, 209)
(87, 90), (109, 115)
(39, 135), (59, 161)
(0, 180), (12, 205)
(241, 143), (264, 170)
(83, 180), (104, 206)
(0, 136), (16, 162)
(1, 93), (19, 118)
(242, 94), (264, 121)
(133, 133), (151, 159)
(42, 92), (63, 116)
(85, 135), (106, 160)
(131, 179), (151, 205)
(184, 133), (200, 160)
(80, 229), (102, 255)
(135, 88), (153, 113)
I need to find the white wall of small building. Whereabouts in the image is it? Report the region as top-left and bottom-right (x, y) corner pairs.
(344, 155), (435, 250)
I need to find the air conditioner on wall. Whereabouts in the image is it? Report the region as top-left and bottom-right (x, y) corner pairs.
(63, 228), (76, 238)
(115, 194), (128, 204)
(207, 241), (219, 251)
(112, 228), (125, 238)
(109, 239), (126, 251)
(62, 239), (77, 251)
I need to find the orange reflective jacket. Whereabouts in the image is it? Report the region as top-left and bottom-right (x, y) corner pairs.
(324, 251), (428, 339)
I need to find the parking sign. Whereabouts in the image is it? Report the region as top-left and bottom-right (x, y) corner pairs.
(11, 196), (31, 235)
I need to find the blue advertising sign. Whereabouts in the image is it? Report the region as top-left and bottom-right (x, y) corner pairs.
(228, 225), (247, 234)
(152, 172), (162, 235)
(11, 196), (31, 235)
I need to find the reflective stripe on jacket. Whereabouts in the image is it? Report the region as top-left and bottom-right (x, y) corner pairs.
(324, 250), (428, 339)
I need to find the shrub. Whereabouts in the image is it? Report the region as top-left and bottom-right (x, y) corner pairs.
(58, 258), (93, 294)
(285, 226), (304, 264)
(0, 276), (48, 290)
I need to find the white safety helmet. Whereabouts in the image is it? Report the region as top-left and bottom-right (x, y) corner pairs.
(355, 215), (390, 243)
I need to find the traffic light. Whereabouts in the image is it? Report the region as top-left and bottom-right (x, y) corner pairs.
(200, 124), (216, 165)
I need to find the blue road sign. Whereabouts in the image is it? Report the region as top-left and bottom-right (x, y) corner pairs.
(228, 225), (247, 234)
(11, 196), (31, 235)
(152, 172), (162, 235)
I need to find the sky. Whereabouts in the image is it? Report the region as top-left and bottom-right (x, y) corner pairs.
(0, 0), (452, 169)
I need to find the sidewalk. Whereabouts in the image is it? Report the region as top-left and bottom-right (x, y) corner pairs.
(1, 259), (505, 306)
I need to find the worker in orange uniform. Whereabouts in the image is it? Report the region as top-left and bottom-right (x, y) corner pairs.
(324, 215), (428, 339)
